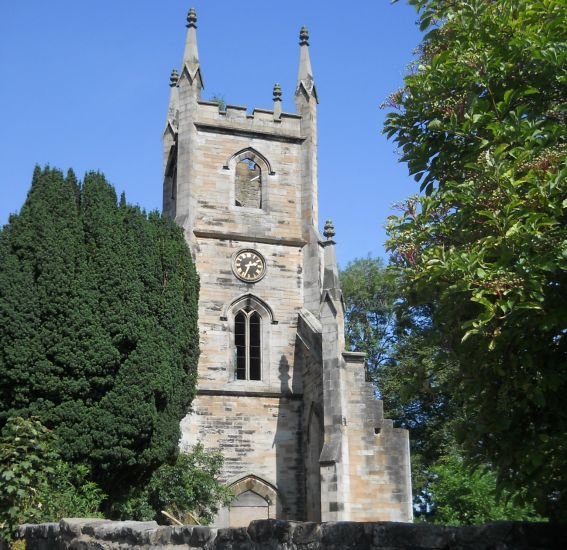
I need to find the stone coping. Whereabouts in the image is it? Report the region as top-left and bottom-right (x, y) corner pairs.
(18, 518), (566, 549)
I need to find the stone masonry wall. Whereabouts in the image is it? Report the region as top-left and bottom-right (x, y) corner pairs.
(182, 105), (305, 249)
(181, 394), (305, 520)
(188, 239), (303, 391)
(296, 315), (324, 522)
(18, 519), (567, 549)
(343, 354), (413, 522)
(175, 96), (313, 526)
(235, 160), (262, 208)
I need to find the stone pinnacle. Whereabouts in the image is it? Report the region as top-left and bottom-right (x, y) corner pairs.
(170, 69), (179, 87)
(187, 7), (197, 28)
(323, 220), (335, 240)
(299, 26), (309, 46)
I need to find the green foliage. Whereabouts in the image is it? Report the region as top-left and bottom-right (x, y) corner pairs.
(340, 256), (398, 380)
(110, 486), (156, 522)
(148, 443), (233, 524)
(0, 417), (105, 542)
(384, 0), (567, 518)
(386, 327), (462, 515)
(341, 259), (451, 513)
(0, 417), (56, 541)
(0, 167), (200, 499)
(341, 257), (547, 523)
(113, 444), (233, 525)
(426, 454), (542, 526)
(35, 461), (105, 524)
(208, 94), (227, 111)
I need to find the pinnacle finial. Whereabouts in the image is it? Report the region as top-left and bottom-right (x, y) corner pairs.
(187, 8), (197, 28)
(273, 83), (282, 101)
(299, 26), (309, 46)
(323, 220), (335, 240)
(170, 69), (179, 87)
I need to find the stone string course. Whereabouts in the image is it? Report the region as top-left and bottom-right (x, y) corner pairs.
(18, 519), (566, 549)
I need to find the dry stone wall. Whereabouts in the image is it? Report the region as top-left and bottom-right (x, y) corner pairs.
(18, 519), (567, 550)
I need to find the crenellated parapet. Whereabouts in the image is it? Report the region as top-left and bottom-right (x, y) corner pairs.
(166, 99), (304, 141)
(164, 12), (310, 141)
(193, 100), (303, 142)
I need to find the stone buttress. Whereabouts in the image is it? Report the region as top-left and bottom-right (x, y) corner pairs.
(162, 8), (412, 526)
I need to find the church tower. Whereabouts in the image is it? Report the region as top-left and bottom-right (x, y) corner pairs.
(163, 9), (412, 527)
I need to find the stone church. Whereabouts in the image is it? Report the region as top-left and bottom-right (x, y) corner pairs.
(162, 9), (412, 527)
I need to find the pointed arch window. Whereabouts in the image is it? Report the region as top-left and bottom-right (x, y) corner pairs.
(235, 308), (262, 380)
(235, 158), (262, 208)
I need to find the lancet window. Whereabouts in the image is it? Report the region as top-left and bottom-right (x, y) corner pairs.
(235, 307), (262, 380)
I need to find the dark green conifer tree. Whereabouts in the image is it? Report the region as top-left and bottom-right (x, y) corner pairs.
(0, 167), (199, 497)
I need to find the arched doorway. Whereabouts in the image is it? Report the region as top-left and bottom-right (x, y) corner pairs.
(227, 474), (282, 527)
(229, 490), (270, 527)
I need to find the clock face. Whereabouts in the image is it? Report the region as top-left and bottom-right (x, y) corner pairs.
(233, 250), (266, 283)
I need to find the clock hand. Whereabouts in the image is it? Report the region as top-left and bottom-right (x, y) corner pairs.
(243, 262), (252, 277)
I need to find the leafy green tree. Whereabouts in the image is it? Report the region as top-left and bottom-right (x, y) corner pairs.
(342, 257), (545, 523)
(0, 167), (199, 499)
(0, 417), (105, 543)
(426, 454), (542, 526)
(341, 258), (458, 515)
(386, 327), (462, 517)
(147, 443), (233, 524)
(340, 256), (398, 381)
(385, 0), (567, 518)
(112, 443), (233, 524)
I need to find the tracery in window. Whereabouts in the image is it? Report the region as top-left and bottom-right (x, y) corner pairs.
(235, 308), (262, 380)
(235, 159), (262, 208)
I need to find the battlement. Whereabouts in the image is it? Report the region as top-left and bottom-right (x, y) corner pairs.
(164, 9), (316, 147)
(194, 100), (303, 140)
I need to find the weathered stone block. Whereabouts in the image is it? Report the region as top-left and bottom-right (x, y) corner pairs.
(88, 520), (152, 544)
(190, 525), (216, 547)
(372, 522), (449, 549)
(291, 521), (320, 545)
(170, 525), (194, 544)
(216, 527), (254, 550)
(320, 521), (373, 549)
(248, 519), (295, 544)
(17, 522), (59, 550)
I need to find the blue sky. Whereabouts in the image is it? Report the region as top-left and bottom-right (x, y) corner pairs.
(0, 1), (422, 267)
